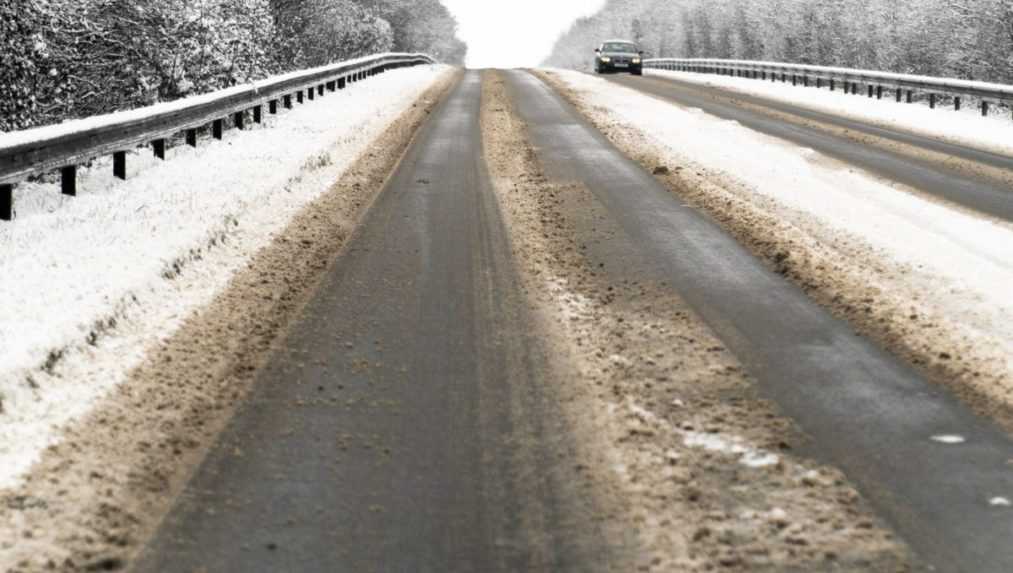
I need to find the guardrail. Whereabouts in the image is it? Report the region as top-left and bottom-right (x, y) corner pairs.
(644, 57), (1013, 118)
(0, 52), (436, 221)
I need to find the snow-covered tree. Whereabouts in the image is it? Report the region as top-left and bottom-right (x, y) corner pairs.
(544, 0), (1013, 85)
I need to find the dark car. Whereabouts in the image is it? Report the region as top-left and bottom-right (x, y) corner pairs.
(594, 40), (644, 75)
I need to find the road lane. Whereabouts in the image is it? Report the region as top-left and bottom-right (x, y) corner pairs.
(132, 71), (619, 573)
(605, 72), (1013, 222)
(509, 69), (1013, 573)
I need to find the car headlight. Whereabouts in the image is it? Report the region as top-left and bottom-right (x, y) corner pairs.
(601, 57), (611, 63)
(632, 58), (641, 64)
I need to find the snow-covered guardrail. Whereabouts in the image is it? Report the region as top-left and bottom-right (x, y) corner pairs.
(645, 57), (1013, 118)
(0, 52), (436, 221)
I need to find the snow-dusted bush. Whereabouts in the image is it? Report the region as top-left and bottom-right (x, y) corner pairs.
(1, 0), (467, 130)
(272, 0), (395, 68)
(4, 0), (279, 127)
(0, 0), (50, 131)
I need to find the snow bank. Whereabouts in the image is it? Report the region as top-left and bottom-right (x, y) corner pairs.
(0, 65), (450, 488)
(645, 68), (1013, 159)
(550, 68), (1013, 380)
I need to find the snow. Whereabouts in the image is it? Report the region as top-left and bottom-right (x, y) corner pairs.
(683, 431), (780, 469)
(644, 68), (1013, 159)
(550, 69), (1013, 380)
(627, 400), (779, 470)
(0, 64), (450, 489)
(932, 435), (968, 445)
(0, 53), (431, 153)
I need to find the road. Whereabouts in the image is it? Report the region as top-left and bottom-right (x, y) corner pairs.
(607, 72), (1013, 222)
(506, 70), (1013, 572)
(130, 69), (1013, 572)
(132, 71), (622, 573)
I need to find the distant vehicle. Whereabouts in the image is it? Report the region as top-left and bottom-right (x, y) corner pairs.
(594, 40), (644, 76)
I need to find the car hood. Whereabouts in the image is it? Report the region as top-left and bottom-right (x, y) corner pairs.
(601, 52), (641, 58)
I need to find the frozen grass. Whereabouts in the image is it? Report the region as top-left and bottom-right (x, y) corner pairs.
(552, 68), (1013, 379)
(646, 68), (1013, 158)
(0, 65), (451, 488)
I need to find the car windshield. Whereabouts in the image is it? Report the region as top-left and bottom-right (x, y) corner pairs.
(603, 43), (637, 53)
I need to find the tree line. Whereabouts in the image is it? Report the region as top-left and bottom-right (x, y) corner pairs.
(546, 0), (1013, 86)
(1, 0), (466, 132)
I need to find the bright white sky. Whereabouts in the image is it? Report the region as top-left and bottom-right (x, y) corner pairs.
(440, 0), (608, 68)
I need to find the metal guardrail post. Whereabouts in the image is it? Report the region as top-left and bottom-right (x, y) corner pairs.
(1, 184), (11, 221)
(61, 166), (76, 196)
(113, 151), (127, 180)
(153, 139), (166, 160)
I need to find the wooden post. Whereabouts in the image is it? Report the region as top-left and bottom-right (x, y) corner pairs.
(896, 89), (902, 102)
(308, 87), (315, 101)
(907, 90), (913, 103)
(817, 78), (823, 89)
(877, 85), (883, 99)
(1, 184), (11, 221)
(929, 94), (936, 109)
(113, 151), (127, 180)
(317, 84), (324, 96)
(269, 100), (278, 114)
(186, 129), (198, 147)
(296, 91), (304, 104)
(955, 97), (961, 111)
(61, 166), (77, 196)
(213, 118), (224, 139)
(327, 81), (335, 92)
(153, 139), (166, 160)
(253, 105), (262, 124)
(982, 101), (989, 117)
(339, 77), (347, 89)
(868, 85), (874, 98)
(285, 94), (294, 108)
(803, 76), (809, 87)
(792, 75), (797, 86)
(830, 79), (835, 91)
(234, 111), (245, 130)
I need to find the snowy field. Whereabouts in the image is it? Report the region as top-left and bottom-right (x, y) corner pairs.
(0, 64), (450, 488)
(549, 68), (1013, 393)
(646, 68), (1013, 159)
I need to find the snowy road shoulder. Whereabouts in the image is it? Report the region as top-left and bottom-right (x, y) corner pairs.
(0, 65), (453, 490)
(542, 68), (1013, 428)
(645, 68), (1013, 160)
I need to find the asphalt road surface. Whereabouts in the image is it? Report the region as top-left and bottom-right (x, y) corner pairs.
(132, 69), (1013, 573)
(132, 71), (621, 573)
(505, 70), (1013, 573)
(607, 72), (1013, 222)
